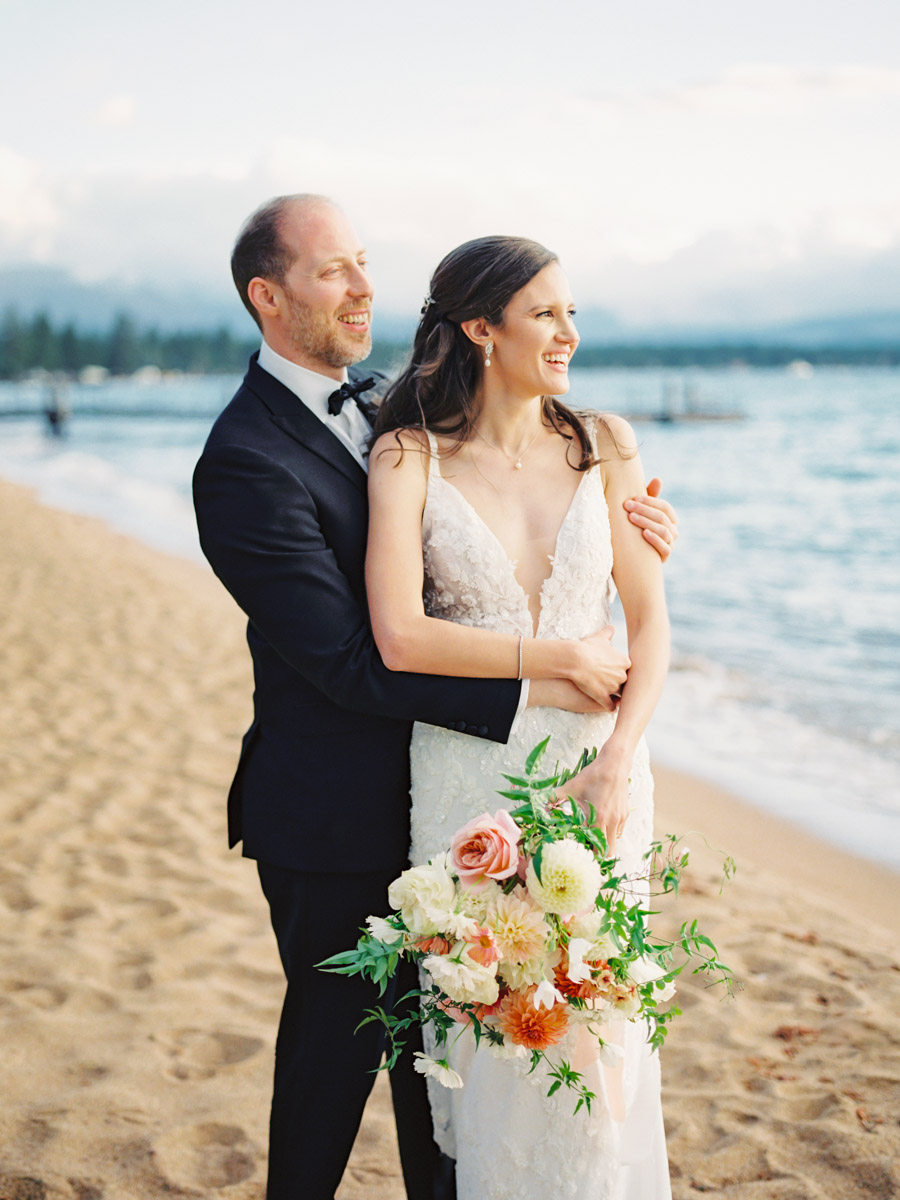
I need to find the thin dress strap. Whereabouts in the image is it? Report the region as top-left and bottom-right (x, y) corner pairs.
(424, 429), (440, 479)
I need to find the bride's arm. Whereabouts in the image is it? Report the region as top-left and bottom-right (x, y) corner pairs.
(564, 416), (670, 846)
(365, 429), (626, 702)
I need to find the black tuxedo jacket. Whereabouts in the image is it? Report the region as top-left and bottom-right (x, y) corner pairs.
(193, 354), (520, 873)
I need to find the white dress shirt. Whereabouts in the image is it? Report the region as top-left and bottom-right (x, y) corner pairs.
(257, 338), (529, 720)
(258, 339), (371, 472)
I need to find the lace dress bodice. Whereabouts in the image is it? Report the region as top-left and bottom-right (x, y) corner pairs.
(411, 429), (653, 883)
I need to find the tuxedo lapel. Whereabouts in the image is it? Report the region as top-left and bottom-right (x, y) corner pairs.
(245, 354), (368, 495)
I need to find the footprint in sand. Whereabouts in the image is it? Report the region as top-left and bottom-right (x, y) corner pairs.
(152, 1122), (257, 1189)
(67, 1181), (103, 1200)
(5, 982), (68, 1010)
(157, 1028), (265, 1081)
(0, 1177), (49, 1200)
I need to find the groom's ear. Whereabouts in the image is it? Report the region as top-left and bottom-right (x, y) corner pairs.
(247, 276), (281, 323)
(459, 316), (492, 348)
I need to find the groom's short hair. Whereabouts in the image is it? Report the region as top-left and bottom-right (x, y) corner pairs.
(231, 193), (331, 329)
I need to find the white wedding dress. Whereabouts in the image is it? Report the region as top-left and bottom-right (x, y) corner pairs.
(409, 428), (671, 1200)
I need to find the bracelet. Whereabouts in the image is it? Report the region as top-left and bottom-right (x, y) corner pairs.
(516, 635), (524, 681)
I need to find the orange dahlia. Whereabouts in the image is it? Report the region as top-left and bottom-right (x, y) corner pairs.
(497, 985), (569, 1050)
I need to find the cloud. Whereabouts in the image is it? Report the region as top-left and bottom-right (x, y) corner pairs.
(0, 146), (59, 258)
(0, 57), (898, 327)
(95, 94), (137, 129)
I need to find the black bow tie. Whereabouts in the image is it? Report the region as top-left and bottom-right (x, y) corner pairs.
(327, 376), (377, 418)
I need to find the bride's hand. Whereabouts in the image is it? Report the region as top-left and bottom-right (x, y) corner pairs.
(558, 746), (631, 854)
(569, 626), (630, 709)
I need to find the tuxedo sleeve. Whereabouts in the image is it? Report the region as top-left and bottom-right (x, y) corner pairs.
(193, 442), (521, 743)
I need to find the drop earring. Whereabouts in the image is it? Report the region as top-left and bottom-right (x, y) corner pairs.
(484, 339), (494, 367)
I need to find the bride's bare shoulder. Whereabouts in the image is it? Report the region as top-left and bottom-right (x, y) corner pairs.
(582, 411), (639, 460)
(369, 427), (432, 476)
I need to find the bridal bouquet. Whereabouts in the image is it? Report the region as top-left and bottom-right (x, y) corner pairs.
(320, 738), (734, 1113)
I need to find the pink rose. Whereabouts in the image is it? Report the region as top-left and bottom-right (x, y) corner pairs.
(450, 809), (521, 886)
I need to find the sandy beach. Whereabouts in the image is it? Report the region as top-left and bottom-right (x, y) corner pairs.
(0, 476), (897, 1200)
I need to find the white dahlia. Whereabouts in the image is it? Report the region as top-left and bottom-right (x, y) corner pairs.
(525, 838), (602, 915)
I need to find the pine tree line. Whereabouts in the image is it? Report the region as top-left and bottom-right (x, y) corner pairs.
(0, 309), (258, 379)
(2, 308), (897, 380)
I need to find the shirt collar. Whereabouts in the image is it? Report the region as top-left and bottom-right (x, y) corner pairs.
(258, 340), (347, 422)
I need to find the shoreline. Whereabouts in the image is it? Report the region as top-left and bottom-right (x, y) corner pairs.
(1, 478), (898, 1198)
(652, 764), (900, 934)
(2, 438), (898, 879)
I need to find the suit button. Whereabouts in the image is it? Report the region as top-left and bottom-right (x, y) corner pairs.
(452, 721), (465, 733)
(478, 725), (489, 737)
(466, 724), (478, 735)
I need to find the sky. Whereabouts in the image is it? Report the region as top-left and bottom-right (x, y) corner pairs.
(1, 0), (899, 327)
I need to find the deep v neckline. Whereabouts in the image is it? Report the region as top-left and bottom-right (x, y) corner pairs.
(428, 465), (591, 636)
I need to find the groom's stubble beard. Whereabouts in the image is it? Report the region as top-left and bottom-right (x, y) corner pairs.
(283, 286), (372, 370)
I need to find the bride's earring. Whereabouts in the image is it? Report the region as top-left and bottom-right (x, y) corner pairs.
(484, 339), (494, 368)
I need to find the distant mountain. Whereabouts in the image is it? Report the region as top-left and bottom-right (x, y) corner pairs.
(591, 310), (900, 347)
(0, 264), (252, 335)
(1, 264), (896, 348)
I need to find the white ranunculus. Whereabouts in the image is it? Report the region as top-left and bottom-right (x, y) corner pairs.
(567, 909), (605, 942)
(422, 947), (500, 1006)
(656, 979), (677, 1003)
(365, 915), (403, 944)
(388, 856), (457, 937)
(526, 838), (602, 916)
(456, 879), (502, 923)
(413, 1052), (464, 1089)
(589, 932), (618, 961)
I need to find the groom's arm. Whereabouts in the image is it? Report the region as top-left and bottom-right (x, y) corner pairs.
(194, 442), (523, 743)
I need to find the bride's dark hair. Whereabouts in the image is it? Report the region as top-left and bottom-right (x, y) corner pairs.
(374, 235), (605, 470)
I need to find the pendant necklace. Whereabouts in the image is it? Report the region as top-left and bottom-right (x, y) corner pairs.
(475, 425), (541, 470)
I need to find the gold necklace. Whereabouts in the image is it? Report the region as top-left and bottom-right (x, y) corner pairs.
(475, 425), (541, 470)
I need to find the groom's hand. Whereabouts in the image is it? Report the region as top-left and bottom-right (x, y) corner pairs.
(623, 478), (679, 562)
(527, 679), (614, 714)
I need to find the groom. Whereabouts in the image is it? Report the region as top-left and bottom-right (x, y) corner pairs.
(193, 194), (680, 1200)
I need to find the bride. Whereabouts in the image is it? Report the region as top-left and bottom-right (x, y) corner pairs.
(365, 236), (671, 1199)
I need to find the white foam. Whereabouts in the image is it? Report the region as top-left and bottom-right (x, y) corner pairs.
(0, 444), (203, 562)
(651, 658), (900, 870)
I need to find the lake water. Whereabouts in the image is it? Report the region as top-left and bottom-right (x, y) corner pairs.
(2, 364), (898, 868)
